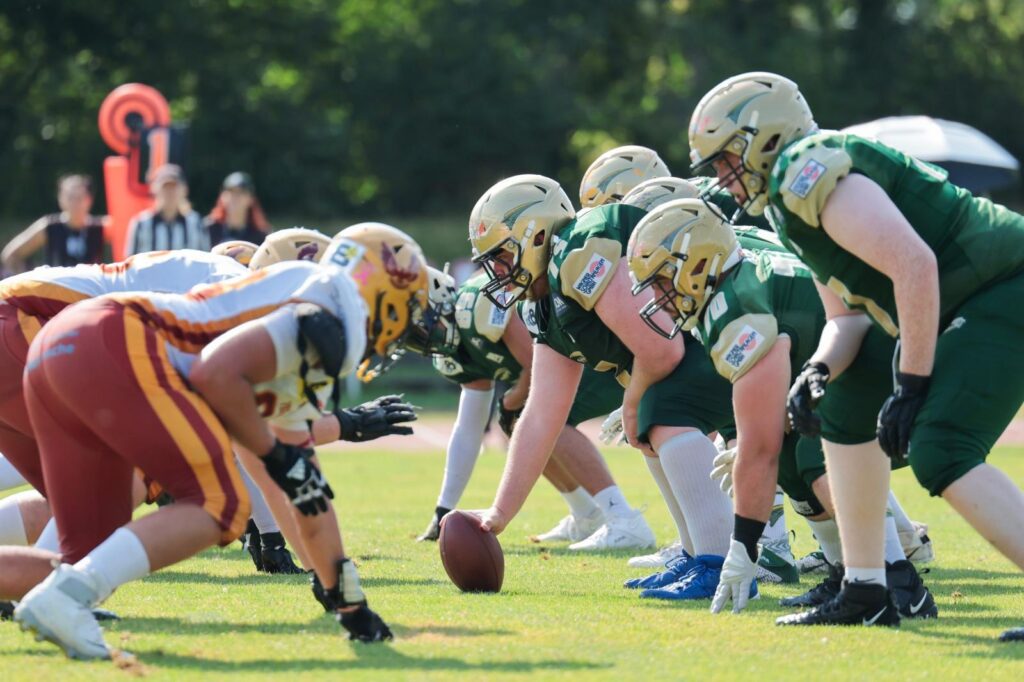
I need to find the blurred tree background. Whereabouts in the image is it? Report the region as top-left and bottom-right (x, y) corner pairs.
(1, 0), (1023, 262)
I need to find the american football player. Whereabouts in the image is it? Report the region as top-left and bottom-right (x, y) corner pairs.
(579, 145), (670, 209)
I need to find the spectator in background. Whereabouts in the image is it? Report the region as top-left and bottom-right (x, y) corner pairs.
(1, 175), (106, 273)
(125, 164), (208, 255)
(204, 172), (271, 246)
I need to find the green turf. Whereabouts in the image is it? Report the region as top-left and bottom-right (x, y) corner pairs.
(2, 442), (1024, 680)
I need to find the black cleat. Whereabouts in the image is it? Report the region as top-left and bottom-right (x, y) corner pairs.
(780, 562), (843, 608)
(1000, 627), (1024, 642)
(887, 560), (937, 619)
(260, 533), (304, 574)
(416, 506), (450, 542)
(243, 519), (264, 571)
(776, 581), (901, 627)
(0, 600), (13, 621)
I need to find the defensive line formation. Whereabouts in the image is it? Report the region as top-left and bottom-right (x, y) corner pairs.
(0, 71), (1022, 662)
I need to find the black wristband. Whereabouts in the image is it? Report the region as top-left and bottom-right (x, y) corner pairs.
(896, 372), (930, 394)
(733, 514), (766, 562)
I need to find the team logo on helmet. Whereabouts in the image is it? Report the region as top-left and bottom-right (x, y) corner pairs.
(297, 242), (322, 261)
(381, 243), (421, 289)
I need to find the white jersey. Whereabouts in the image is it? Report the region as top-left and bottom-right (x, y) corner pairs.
(109, 261), (368, 430)
(0, 250), (248, 318)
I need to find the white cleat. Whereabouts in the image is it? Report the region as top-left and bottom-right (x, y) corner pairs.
(627, 541), (684, 568)
(796, 550), (830, 575)
(900, 522), (935, 564)
(14, 564), (111, 660)
(568, 510), (656, 552)
(534, 511), (603, 543)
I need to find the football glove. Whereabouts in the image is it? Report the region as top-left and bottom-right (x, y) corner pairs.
(787, 361), (830, 437)
(335, 394), (417, 442)
(497, 390), (523, 438)
(599, 407), (626, 445)
(262, 440), (333, 516)
(877, 372), (930, 463)
(710, 446), (737, 497)
(710, 538), (759, 615)
(311, 559), (393, 642)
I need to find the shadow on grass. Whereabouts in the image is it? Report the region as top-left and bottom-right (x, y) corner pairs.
(143, 572), (442, 590)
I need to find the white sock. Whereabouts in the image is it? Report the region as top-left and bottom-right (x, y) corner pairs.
(74, 528), (151, 605)
(658, 432), (732, 557)
(759, 487), (789, 550)
(645, 455), (694, 555)
(883, 514), (905, 563)
(845, 566), (886, 587)
(594, 485), (632, 518)
(0, 493), (28, 545)
(807, 517), (843, 566)
(238, 460), (279, 534)
(561, 487), (600, 519)
(887, 490), (915, 535)
(34, 517), (59, 552)
(437, 387), (494, 509)
(0, 455), (27, 491)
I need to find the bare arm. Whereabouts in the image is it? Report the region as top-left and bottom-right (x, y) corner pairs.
(731, 337), (791, 522)
(480, 343), (583, 533)
(500, 313), (534, 409)
(595, 263), (684, 447)
(1, 219), (48, 273)
(807, 281), (873, 380)
(820, 174), (939, 375)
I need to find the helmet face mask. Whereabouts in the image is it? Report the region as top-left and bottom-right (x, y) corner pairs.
(475, 238), (534, 309)
(405, 266), (461, 358)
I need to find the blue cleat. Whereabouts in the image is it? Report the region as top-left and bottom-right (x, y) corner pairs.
(624, 550), (695, 589)
(639, 554), (756, 602)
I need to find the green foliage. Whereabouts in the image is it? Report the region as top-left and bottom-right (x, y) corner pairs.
(0, 0), (1021, 225)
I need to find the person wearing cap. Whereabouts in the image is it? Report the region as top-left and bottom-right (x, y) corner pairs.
(124, 164), (209, 255)
(204, 172), (271, 247)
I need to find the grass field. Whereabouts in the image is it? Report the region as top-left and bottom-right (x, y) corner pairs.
(2, 438), (1024, 680)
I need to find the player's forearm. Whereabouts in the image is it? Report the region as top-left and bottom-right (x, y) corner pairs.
(311, 414), (342, 445)
(894, 252), (939, 376)
(732, 444), (780, 522)
(492, 408), (564, 521)
(292, 497), (346, 589)
(191, 373), (276, 455)
(808, 313), (872, 380)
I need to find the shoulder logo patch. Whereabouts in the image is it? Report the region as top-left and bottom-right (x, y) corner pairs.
(724, 325), (762, 370)
(489, 304), (509, 328)
(789, 159), (827, 199)
(573, 253), (611, 298)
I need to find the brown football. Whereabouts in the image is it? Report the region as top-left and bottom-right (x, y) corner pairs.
(438, 510), (504, 593)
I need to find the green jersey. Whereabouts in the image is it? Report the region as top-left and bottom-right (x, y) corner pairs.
(766, 131), (1024, 336)
(432, 273), (521, 385)
(535, 203), (647, 386)
(697, 249), (825, 384)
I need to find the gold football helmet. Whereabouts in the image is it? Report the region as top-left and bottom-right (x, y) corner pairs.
(248, 227), (332, 270)
(405, 264), (460, 357)
(323, 222), (429, 381)
(620, 177), (700, 212)
(688, 72), (815, 217)
(627, 198), (738, 338)
(210, 239), (259, 267)
(579, 145), (671, 208)
(469, 174), (575, 309)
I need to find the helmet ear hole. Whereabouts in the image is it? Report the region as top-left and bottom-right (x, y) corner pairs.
(533, 229), (546, 247)
(761, 133), (780, 155)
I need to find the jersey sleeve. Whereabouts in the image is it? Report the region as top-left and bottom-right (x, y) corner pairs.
(708, 313), (779, 383)
(775, 135), (853, 228)
(557, 237), (621, 310)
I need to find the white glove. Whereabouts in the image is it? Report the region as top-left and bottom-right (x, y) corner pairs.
(710, 538), (759, 614)
(599, 407), (626, 445)
(710, 446), (737, 497)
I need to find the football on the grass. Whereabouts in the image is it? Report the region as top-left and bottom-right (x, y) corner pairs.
(439, 510), (504, 593)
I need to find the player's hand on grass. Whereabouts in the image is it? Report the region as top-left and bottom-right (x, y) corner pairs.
(787, 361), (830, 437)
(710, 539), (759, 615)
(339, 604), (393, 642)
(336, 394), (417, 442)
(312, 559), (394, 642)
(475, 506), (508, 536)
(710, 446), (737, 497)
(598, 407), (626, 445)
(261, 440), (333, 515)
(877, 372), (930, 462)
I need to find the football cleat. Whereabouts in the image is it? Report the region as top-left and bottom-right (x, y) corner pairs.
(780, 562), (843, 608)
(756, 538), (800, 584)
(899, 522), (935, 564)
(640, 554), (757, 602)
(1000, 627), (1024, 642)
(624, 550), (695, 589)
(14, 564), (111, 660)
(260, 536), (304, 575)
(568, 510), (655, 552)
(887, 560), (938, 619)
(627, 541), (684, 568)
(416, 506), (450, 542)
(243, 519), (264, 571)
(797, 550), (830, 574)
(776, 581), (900, 627)
(1, 600), (119, 623)
(535, 511), (603, 544)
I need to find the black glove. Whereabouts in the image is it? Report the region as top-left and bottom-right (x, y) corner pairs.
(262, 440), (333, 516)
(311, 559), (393, 642)
(787, 361), (831, 437)
(335, 394), (417, 442)
(497, 391), (523, 438)
(877, 372), (931, 463)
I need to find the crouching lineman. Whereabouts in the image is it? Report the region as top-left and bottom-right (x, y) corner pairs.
(13, 225), (430, 657)
(690, 72), (1024, 637)
(409, 267), (653, 548)
(627, 199), (936, 620)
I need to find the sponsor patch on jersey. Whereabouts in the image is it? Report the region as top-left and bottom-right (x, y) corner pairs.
(553, 294), (569, 318)
(788, 159), (827, 199)
(572, 253), (611, 298)
(327, 239), (364, 270)
(433, 356), (464, 377)
(723, 325), (762, 370)
(489, 304), (508, 328)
